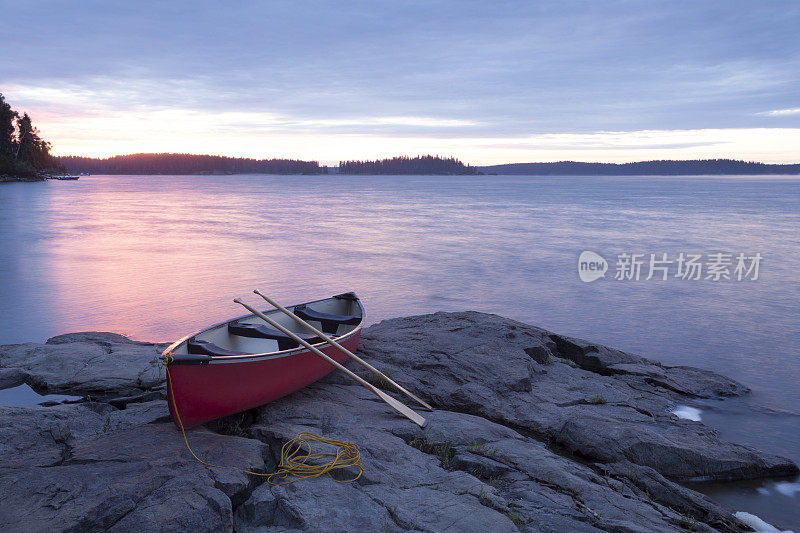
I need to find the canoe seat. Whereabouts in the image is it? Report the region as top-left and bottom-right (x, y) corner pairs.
(187, 339), (249, 357)
(294, 304), (361, 334)
(228, 321), (323, 351)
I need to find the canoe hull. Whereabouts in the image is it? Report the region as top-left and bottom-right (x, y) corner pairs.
(167, 329), (361, 428)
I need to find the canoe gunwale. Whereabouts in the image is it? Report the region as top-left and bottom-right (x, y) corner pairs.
(162, 295), (364, 365)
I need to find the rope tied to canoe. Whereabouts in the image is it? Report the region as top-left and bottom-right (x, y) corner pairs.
(165, 365), (362, 485)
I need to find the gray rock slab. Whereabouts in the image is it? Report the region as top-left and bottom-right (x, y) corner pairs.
(357, 312), (797, 483)
(0, 333), (165, 396)
(0, 423), (268, 533)
(234, 380), (740, 532)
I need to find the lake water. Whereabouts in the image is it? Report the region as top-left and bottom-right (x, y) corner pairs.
(1, 174), (799, 527)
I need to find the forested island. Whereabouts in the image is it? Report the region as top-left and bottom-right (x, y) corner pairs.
(59, 154), (477, 175)
(479, 159), (800, 175)
(338, 155), (476, 174)
(59, 153), (320, 175)
(0, 93), (62, 181)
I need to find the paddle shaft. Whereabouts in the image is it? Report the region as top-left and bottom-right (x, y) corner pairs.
(233, 299), (426, 428)
(254, 290), (433, 412)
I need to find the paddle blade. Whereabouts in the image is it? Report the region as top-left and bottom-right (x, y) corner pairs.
(373, 387), (427, 428)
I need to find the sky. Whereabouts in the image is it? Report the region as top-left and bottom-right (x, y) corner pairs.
(1, 1), (799, 165)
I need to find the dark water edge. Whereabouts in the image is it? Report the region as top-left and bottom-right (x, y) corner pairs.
(0, 383), (81, 407)
(679, 395), (800, 529)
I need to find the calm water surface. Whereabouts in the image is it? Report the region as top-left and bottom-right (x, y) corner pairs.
(1, 174), (799, 527)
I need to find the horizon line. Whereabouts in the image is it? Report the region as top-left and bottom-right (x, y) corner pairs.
(55, 153), (800, 167)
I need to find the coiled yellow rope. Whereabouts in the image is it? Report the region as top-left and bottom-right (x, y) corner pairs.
(267, 432), (363, 485)
(165, 364), (362, 485)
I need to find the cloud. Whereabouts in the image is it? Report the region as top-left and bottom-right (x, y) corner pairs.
(758, 108), (800, 116)
(1, 1), (799, 161)
(33, 109), (800, 165)
(298, 117), (477, 128)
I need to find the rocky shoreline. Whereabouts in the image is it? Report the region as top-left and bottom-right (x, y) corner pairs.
(0, 312), (797, 532)
(0, 173), (79, 182)
(0, 173), (47, 182)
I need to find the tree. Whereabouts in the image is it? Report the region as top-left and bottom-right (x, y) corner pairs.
(0, 94), (59, 178)
(0, 93), (18, 157)
(14, 113), (50, 165)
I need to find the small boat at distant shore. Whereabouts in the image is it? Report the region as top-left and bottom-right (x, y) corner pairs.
(49, 175), (80, 180)
(162, 292), (364, 428)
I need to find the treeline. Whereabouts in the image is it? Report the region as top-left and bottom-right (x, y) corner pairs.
(339, 155), (476, 175)
(0, 93), (62, 179)
(58, 153), (321, 175)
(479, 159), (800, 175)
(53, 154), (800, 177)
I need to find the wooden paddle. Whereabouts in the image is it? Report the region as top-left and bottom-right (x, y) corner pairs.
(254, 289), (434, 412)
(233, 298), (427, 428)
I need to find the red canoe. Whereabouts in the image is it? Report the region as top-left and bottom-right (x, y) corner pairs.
(163, 292), (364, 428)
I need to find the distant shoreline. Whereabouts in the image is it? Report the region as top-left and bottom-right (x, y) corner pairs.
(57, 154), (800, 176)
(479, 160), (800, 176)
